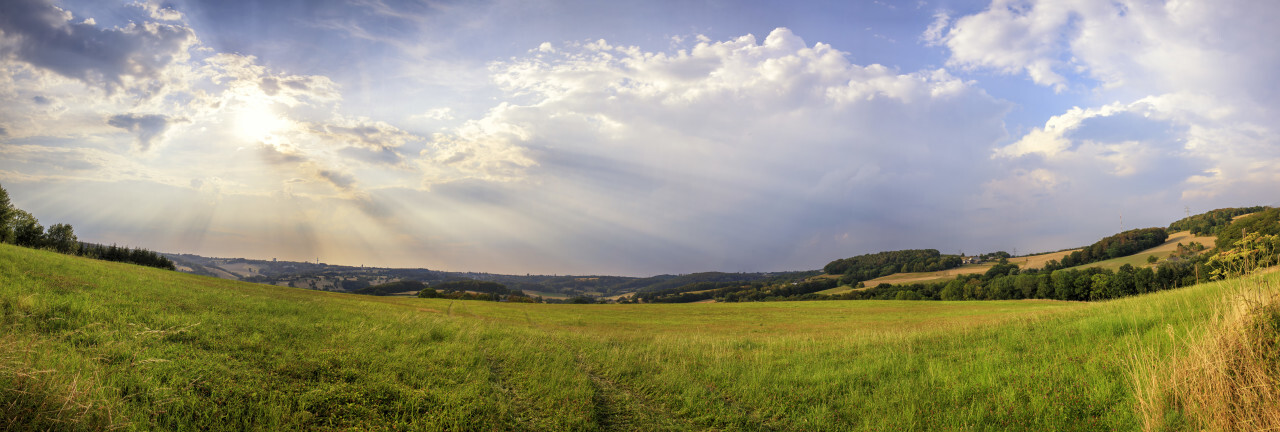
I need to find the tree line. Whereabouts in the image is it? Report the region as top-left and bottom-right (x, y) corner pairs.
(823, 249), (962, 285)
(782, 210), (1280, 303)
(1167, 206), (1269, 236)
(0, 183), (174, 270)
(835, 259), (1204, 302)
(415, 279), (537, 302)
(636, 209), (1280, 304)
(1040, 228), (1168, 271)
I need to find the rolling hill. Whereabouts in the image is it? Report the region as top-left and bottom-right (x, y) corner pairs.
(3, 242), (1277, 430)
(863, 230), (1217, 287)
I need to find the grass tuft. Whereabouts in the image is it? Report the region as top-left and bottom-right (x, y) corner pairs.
(1133, 278), (1280, 431)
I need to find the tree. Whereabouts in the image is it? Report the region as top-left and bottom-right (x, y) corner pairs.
(9, 209), (44, 248)
(45, 223), (77, 253)
(895, 290), (921, 300)
(0, 183), (12, 243)
(1051, 270), (1075, 300)
(940, 280), (964, 301)
(1147, 255), (1158, 264)
(1089, 274), (1115, 300)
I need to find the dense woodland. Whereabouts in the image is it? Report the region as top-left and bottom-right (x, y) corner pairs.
(822, 249), (962, 284)
(0, 183), (173, 270)
(1167, 206), (1269, 235)
(1209, 207), (1280, 250)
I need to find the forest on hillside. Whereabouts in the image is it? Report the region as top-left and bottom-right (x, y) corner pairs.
(1167, 206), (1269, 235)
(822, 249), (962, 284)
(0, 183), (173, 270)
(1039, 227), (1169, 271)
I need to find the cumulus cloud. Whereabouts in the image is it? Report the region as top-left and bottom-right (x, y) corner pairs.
(0, 0), (196, 94)
(107, 113), (187, 151)
(415, 27), (1011, 272)
(937, 0), (1280, 108)
(937, 0), (1280, 244)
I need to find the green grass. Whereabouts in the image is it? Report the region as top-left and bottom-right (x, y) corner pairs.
(1077, 251), (1164, 271)
(1, 243), (1274, 430)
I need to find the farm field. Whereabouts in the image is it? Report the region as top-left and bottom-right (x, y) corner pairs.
(858, 249), (1083, 287)
(1075, 231), (1216, 272)
(1, 243), (1275, 430)
(862, 230), (1214, 287)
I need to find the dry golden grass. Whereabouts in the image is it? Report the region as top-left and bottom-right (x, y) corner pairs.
(1132, 277), (1280, 431)
(1011, 249), (1083, 269)
(860, 263), (990, 286)
(859, 249), (1085, 287)
(1142, 231), (1217, 254)
(0, 336), (127, 431)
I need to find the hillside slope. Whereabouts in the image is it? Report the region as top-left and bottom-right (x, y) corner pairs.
(862, 231), (1215, 287)
(2, 244), (1276, 430)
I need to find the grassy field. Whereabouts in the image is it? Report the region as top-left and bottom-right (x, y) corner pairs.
(2, 243), (1276, 430)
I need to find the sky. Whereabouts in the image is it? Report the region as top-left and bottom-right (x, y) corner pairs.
(1, 0), (1277, 276)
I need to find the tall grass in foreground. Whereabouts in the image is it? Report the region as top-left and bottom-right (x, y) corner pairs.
(1132, 271), (1280, 431)
(2, 243), (1278, 431)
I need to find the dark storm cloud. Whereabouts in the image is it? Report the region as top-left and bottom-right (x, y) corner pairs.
(0, 0), (195, 92)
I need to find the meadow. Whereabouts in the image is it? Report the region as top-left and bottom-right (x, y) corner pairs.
(2, 243), (1276, 430)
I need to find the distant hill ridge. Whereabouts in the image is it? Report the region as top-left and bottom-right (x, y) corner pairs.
(159, 206), (1275, 303)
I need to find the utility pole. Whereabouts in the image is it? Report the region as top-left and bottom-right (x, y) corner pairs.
(1185, 206), (1191, 219)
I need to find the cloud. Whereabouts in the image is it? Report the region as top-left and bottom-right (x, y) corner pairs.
(921, 10), (950, 46)
(0, 144), (159, 184)
(258, 144), (307, 165)
(413, 27), (1012, 273)
(106, 113), (187, 151)
(204, 54), (341, 106)
(938, 0), (1280, 102)
(414, 107), (455, 121)
(134, 0), (184, 21)
(310, 119), (418, 153)
(0, 0), (196, 94)
(940, 0), (1280, 247)
(317, 169), (356, 190)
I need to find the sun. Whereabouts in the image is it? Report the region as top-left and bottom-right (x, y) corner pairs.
(233, 101), (288, 141)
